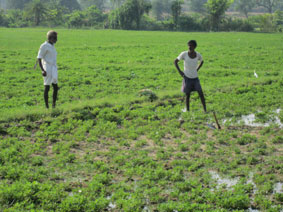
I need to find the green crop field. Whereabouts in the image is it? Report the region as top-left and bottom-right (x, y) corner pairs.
(0, 28), (282, 211)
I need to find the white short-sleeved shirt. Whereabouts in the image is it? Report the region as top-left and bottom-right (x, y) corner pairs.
(177, 51), (203, 79)
(37, 41), (57, 67)
(37, 41), (58, 85)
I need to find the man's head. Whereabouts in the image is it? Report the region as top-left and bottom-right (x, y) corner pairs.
(47, 30), (58, 44)
(188, 40), (197, 51)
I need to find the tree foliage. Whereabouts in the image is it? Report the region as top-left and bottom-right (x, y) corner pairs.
(26, 0), (48, 26)
(274, 10), (283, 31)
(67, 5), (104, 27)
(206, 0), (234, 30)
(0, 9), (8, 25)
(151, 0), (171, 20)
(46, 4), (67, 26)
(171, 0), (183, 27)
(0, 0), (282, 32)
(108, 0), (151, 29)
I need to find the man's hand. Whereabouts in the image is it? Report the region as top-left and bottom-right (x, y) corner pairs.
(42, 70), (47, 76)
(174, 59), (185, 78)
(197, 61), (204, 72)
(38, 59), (46, 76)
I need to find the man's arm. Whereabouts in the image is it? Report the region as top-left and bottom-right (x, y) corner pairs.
(174, 59), (185, 78)
(38, 59), (46, 76)
(197, 61), (204, 72)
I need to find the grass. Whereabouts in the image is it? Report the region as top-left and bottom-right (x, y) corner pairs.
(0, 28), (282, 211)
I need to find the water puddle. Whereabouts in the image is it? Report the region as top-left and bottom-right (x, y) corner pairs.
(274, 182), (283, 194)
(209, 171), (239, 189)
(241, 114), (269, 127)
(142, 206), (150, 212)
(206, 123), (216, 130)
(181, 108), (187, 113)
(247, 172), (257, 195)
(248, 209), (260, 212)
(224, 109), (282, 128)
(105, 175), (281, 212)
(241, 114), (282, 128)
(209, 171), (282, 212)
(142, 198), (151, 211)
(107, 195), (116, 209)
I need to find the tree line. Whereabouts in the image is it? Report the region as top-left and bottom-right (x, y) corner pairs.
(0, 0), (283, 32)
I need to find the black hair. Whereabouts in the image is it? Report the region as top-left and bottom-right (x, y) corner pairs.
(188, 40), (197, 48)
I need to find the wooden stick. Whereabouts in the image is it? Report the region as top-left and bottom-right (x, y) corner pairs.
(213, 111), (221, 130)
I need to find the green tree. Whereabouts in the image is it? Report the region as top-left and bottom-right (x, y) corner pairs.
(273, 10), (283, 31)
(152, 0), (172, 20)
(206, 0), (234, 30)
(235, 0), (255, 18)
(6, 9), (24, 26)
(171, 0), (184, 27)
(152, 0), (164, 20)
(109, 0), (151, 29)
(0, 9), (8, 26)
(67, 5), (105, 28)
(26, 0), (47, 26)
(46, 4), (66, 26)
(84, 5), (105, 26)
(67, 10), (85, 27)
(188, 0), (208, 13)
(255, 0), (280, 13)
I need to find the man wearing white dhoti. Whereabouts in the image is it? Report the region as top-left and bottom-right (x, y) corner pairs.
(37, 30), (59, 109)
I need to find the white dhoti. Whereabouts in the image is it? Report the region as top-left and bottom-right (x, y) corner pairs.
(43, 64), (58, 85)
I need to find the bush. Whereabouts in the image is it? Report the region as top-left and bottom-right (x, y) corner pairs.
(178, 15), (202, 31)
(140, 15), (163, 30)
(160, 19), (175, 31)
(220, 17), (254, 32)
(274, 10), (283, 32)
(0, 9), (9, 27)
(138, 89), (158, 102)
(66, 6), (105, 28)
(6, 9), (29, 27)
(248, 14), (277, 32)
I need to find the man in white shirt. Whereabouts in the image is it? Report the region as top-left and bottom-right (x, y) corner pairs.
(174, 40), (206, 112)
(37, 30), (59, 109)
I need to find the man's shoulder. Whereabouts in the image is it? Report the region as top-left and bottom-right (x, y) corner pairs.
(179, 51), (188, 57)
(40, 41), (47, 48)
(40, 41), (52, 48)
(196, 52), (203, 61)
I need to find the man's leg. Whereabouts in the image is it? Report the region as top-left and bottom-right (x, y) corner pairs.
(44, 85), (50, 108)
(198, 90), (207, 112)
(186, 92), (191, 111)
(52, 83), (58, 108)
